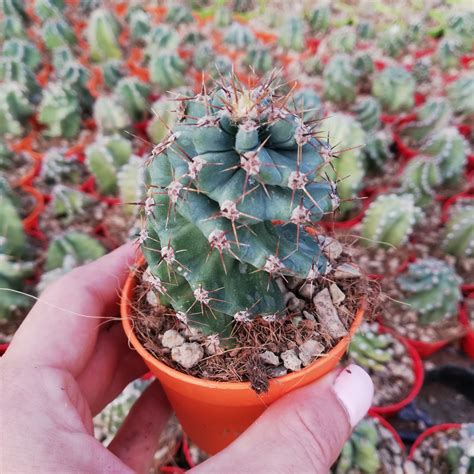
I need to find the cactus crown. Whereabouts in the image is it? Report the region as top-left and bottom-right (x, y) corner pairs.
(361, 193), (422, 247)
(372, 66), (415, 113)
(396, 258), (462, 325)
(142, 75), (339, 335)
(442, 198), (474, 258)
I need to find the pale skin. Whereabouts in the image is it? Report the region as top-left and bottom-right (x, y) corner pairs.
(0, 243), (373, 473)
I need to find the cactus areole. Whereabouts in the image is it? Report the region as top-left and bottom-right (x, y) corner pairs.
(140, 75), (341, 337)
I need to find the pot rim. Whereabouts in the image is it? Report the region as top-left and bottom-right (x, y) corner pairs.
(408, 423), (462, 460)
(121, 254), (365, 390)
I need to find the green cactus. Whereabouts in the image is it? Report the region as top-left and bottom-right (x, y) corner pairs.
(353, 52), (375, 79)
(0, 143), (14, 170)
(165, 5), (194, 25)
(2, 39), (41, 71)
(146, 26), (179, 57)
(0, 0), (26, 17)
(0, 82), (33, 137)
(101, 60), (125, 90)
(323, 54), (358, 105)
(436, 38), (462, 70)
(400, 156), (441, 206)
(328, 26), (357, 53)
(361, 193), (422, 247)
(412, 57), (432, 84)
(114, 77), (150, 122)
(364, 131), (393, 171)
(93, 94), (131, 134)
(400, 98), (452, 144)
(349, 322), (393, 371)
(318, 113), (366, 214)
(0, 188), (27, 258)
(243, 46), (272, 74)
(279, 17), (305, 52)
(396, 258), (462, 324)
(42, 17), (76, 50)
(442, 199), (474, 258)
(444, 424), (474, 474)
(356, 20), (375, 40)
(118, 155), (145, 216)
(0, 14), (27, 41)
(447, 74), (474, 118)
(214, 6), (232, 28)
(87, 8), (122, 62)
(38, 83), (81, 138)
(35, 0), (64, 21)
(353, 97), (381, 133)
(378, 25), (407, 58)
(332, 418), (382, 474)
(126, 6), (151, 41)
(224, 22), (255, 49)
(0, 56), (40, 96)
(306, 5), (330, 34)
(142, 76), (338, 335)
(290, 88), (323, 123)
(372, 66), (415, 114)
(193, 42), (215, 72)
(40, 148), (83, 184)
(149, 52), (186, 90)
(85, 134), (132, 195)
(50, 185), (95, 222)
(147, 96), (182, 144)
(446, 11), (474, 52)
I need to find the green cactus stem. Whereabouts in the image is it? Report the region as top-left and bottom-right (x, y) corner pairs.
(145, 26), (179, 57)
(447, 74), (474, 118)
(149, 52), (186, 90)
(372, 66), (415, 113)
(147, 96), (183, 144)
(42, 17), (76, 50)
(353, 52), (375, 79)
(126, 6), (151, 41)
(444, 424), (474, 474)
(118, 155), (145, 216)
(192, 42), (215, 72)
(323, 54), (358, 105)
(279, 17), (305, 52)
(93, 94), (131, 134)
(0, 188), (27, 258)
(214, 6), (232, 28)
(0, 14), (27, 41)
(436, 38), (463, 70)
(442, 199), (474, 258)
(356, 20), (375, 40)
(361, 193), (422, 247)
(224, 22), (255, 49)
(396, 258), (462, 325)
(101, 60), (125, 90)
(353, 97), (381, 133)
(1, 0), (26, 17)
(0, 56), (40, 96)
(87, 8), (122, 62)
(35, 0), (64, 21)
(2, 39), (41, 71)
(115, 77), (150, 122)
(290, 88), (323, 123)
(142, 75), (339, 335)
(40, 148), (83, 185)
(306, 5), (330, 34)
(0, 81), (33, 137)
(446, 12), (474, 52)
(165, 5), (194, 25)
(378, 25), (407, 58)
(363, 131), (394, 171)
(243, 46), (272, 74)
(327, 26), (357, 53)
(50, 185), (95, 223)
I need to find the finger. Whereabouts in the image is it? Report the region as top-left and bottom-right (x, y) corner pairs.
(7, 242), (139, 376)
(76, 323), (148, 415)
(108, 380), (172, 474)
(192, 365), (373, 474)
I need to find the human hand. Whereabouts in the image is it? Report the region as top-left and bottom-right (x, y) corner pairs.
(1, 243), (373, 473)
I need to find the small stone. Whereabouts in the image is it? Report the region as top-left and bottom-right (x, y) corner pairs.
(303, 310), (316, 321)
(269, 366), (288, 378)
(161, 330), (185, 349)
(299, 282), (316, 299)
(183, 325), (204, 341)
(320, 236), (343, 260)
(329, 283), (346, 305)
(281, 349), (302, 371)
(146, 290), (158, 306)
(298, 339), (324, 366)
(334, 262), (362, 279)
(287, 296), (305, 312)
(171, 343), (204, 369)
(260, 350), (280, 366)
(313, 288), (348, 339)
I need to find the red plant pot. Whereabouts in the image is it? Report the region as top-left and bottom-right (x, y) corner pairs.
(408, 423), (461, 461)
(441, 192), (474, 224)
(79, 176), (122, 206)
(21, 185), (45, 234)
(370, 326), (424, 417)
(13, 151), (42, 188)
(0, 343), (9, 356)
(459, 297), (474, 359)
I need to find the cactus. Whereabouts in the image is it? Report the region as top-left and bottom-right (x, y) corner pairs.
(396, 258), (462, 324)
(290, 88), (323, 123)
(0, 0), (26, 17)
(0, 56), (40, 96)
(0, 187), (27, 258)
(126, 6), (151, 41)
(243, 46), (272, 74)
(0, 143), (14, 170)
(118, 155), (145, 216)
(142, 76), (339, 335)
(35, 0), (64, 21)
(436, 37), (462, 71)
(349, 323), (393, 371)
(149, 52), (186, 90)
(447, 74), (474, 118)
(0, 14), (27, 41)
(38, 83), (81, 138)
(400, 156), (441, 206)
(363, 131), (393, 171)
(442, 199), (474, 258)
(279, 17), (305, 52)
(306, 5), (330, 34)
(399, 98), (452, 144)
(101, 60), (125, 90)
(444, 424), (474, 474)
(323, 54), (358, 105)
(85, 134), (132, 195)
(0, 82), (33, 137)
(412, 57), (432, 84)
(93, 94), (131, 134)
(42, 17), (76, 50)
(114, 77), (150, 122)
(372, 66), (415, 114)
(214, 6), (232, 28)
(40, 148), (83, 184)
(361, 193), (422, 247)
(328, 26), (357, 53)
(332, 418), (382, 473)
(318, 113), (366, 213)
(378, 25), (407, 58)
(165, 5), (194, 25)
(50, 185), (95, 222)
(224, 22), (255, 49)
(353, 52), (374, 79)
(86, 8), (122, 62)
(446, 12), (474, 52)
(193, 42), (215, 72)
(356, 20), (375, 40)
(2, 39), (41, 71)
(147, 96), (182, 144)
(353, 97), (381, 133)
(146, 26), (179, 56)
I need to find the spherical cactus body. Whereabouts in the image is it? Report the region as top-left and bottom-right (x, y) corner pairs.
(307, 5), (330, 34)
(327, 26), (357, 53)
(149, 53), (186, 90)
(323, 54), (358, 105)
(0, 82), (32, 137)
(86, 8), (122, 62)
(447, 74), (474, 118)
(93, 95), (131, 134)
(224, 22), (255, 49)
(378, 25), (407, 58)
(442, 199), (474, 258)
(372, 66), (415, 114)
(115, 77), (150, 121)
(353, 97), (381, 133)
(42, 17), (76, 50)
(279, 17), (305, 52)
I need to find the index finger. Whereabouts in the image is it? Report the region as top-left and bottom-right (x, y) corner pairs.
(7, 242), (139, 376)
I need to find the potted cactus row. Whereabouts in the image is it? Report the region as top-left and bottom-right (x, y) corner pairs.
(121, 75), (373, 454)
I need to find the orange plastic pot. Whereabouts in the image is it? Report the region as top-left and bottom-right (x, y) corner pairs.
(121, 256), (364, 454)
(21, 185), (45, 232)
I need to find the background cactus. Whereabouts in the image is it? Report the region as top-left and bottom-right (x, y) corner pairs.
(327, 26), (357, 53)
(444, 424), (474, 474)
(42, 17), (76, 50)
(145, 25), (179, 56)
(142, 77), (339, 335)
(165, 4), (194, 26)
(396, 258), (462, 325)
(447, 74), (474, 118)
(147, 96), (182, 144)
(442, 199), (474, 258)
(117, 155), (145, 216)
(2, 39), (41, 71)
(50, 185), (95, 222)
(87, 8), (122, 62)
(0, 82), (33, 137)
(126, 6), (151, 42)
(114, 76), (150, 122)
(323, 54), (358, 105)
(290, 88), (323, 123)
(372, 66), (415, 113)
(353, 97), (381, 133)
(0, 55), (40, 97)
(40, 147), (83, 184)
(101, 60), (125, 90)
(38, 82), (81, 138)
(243, 46), (272, 74)
(149, 52), (186, 90)
(400, 156), (441, 206)
(93, 94), (131, 134)
(436, 38), (462, 70)
(279, 17), (305, 52)
(306, 5), (330, 34)
(0, 14), (27, 41)
(361, 193), (422, 247)
(34, 0), (64, 21)
(224, 22), (255, 49)
(363, 131), (394, 171)
(378, 25), (407, 57)
(353, 51), (374, 79)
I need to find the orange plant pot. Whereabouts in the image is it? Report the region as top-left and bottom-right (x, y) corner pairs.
(121, 257), (364, 455)
(21, 185), (45, 232)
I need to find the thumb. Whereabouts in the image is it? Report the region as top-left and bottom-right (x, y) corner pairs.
(192, 364), (373, 474)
